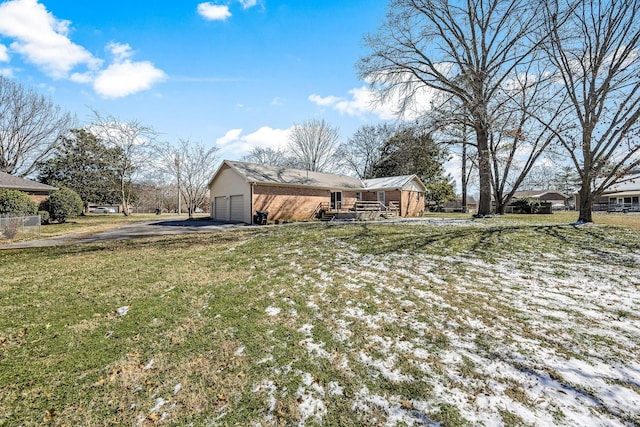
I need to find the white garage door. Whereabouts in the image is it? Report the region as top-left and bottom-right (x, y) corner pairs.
(230, 195), (244, 222)
(214, 196), (228, 220)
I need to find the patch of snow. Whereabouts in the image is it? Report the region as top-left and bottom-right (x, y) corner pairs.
(143, 359), (154, 370)
(328, 381), (344, 396)
(265, 306), (281, 316)
(150, 397), (166, 413)
(116, 306), (129, 316)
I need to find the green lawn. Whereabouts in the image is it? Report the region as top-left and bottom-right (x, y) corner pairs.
(1, 216), (639, 426)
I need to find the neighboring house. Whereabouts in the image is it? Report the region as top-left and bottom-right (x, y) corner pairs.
(208, 160), (426, 223)
(0, 171), (57, 205)
(600, 173), (640, 212)
(575, 172), (640, 212)
(439, 195), (478, 213)
(511, 190), (571, 211)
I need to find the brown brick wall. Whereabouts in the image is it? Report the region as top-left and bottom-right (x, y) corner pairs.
(359, 189), (423, 217)
(401, 190), (424, 217)
(27, 194), (50, 207)
(253, 185), (424, 220)
(253, 185), (331, 220)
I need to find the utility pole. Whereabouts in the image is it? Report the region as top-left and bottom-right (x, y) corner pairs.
(175, 154), (181, 215)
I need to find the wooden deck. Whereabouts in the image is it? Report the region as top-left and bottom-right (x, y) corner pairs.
(313, 201), (400, 221)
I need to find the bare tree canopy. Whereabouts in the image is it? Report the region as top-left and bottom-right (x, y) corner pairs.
(341, 123), (398, 179)
(288, 118), (341, 172)
(240, 146), (290, 167)
(358, 0), (547, 216)
(88, 111), (158, 216)
(0, 76), (74, 177)
(545, 0), (640, 222)
(156, 139), (219, 218)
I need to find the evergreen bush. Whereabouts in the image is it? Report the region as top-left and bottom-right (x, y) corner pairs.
(0, 189), (37, 216)
(48, 187), (83, 223)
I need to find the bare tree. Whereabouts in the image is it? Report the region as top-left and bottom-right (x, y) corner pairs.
(240, 146), (290, 167)
(288, 118), (341, 172)
(358, 0), (548, 216)
(0, 76), (74, 177)
(340, 123), (397, 179)
(487, 62), (569, 213)
(157, 139), (219, 218)
(428, 94), (478, 211)
(89, 111), (158, 216)
(544, 0), (640, 222)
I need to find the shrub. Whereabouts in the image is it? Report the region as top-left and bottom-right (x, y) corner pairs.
(511, 197), (542, 214)
(38, 210), (50, 225)
(0, 189), (37, 216)
(48, 187), (83, 223)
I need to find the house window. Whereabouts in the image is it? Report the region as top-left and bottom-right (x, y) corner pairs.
(377, 191), (385, 205)
(331, 191), (342, 210)
(356, 192), (362, 201)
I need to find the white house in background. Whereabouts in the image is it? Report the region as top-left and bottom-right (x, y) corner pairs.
(601, 172), (640, 212)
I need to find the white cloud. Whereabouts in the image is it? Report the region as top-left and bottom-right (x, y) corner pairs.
(0, 44), (9, 62)
(197, 3), (232, 21)
(238, 0), (258, 9)
(216, 126), (291, 159)
(216, 128), (243, 146)
(0, 67), (14, 77)
(310, 82), (436, 121)
(106, 41), (134, 62)
(309, 87), (397, 120)
(0, 0), (166, 98)
(93, 60), (167, 99)
(0, 0), (100, 78)
(308, 94), (341, 107)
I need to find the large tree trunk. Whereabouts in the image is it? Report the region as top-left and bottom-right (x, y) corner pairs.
(476, 126), (492, 216)
(577, 186), (593, 223)
(461, 136), (467, 212)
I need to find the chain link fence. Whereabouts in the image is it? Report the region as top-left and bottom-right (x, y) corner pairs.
(0, 215), (41, 240)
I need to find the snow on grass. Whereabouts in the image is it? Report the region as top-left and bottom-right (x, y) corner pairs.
(253, 222), (640, 425)
(264, 306), (281, 316)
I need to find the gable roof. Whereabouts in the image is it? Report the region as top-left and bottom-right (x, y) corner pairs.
(363, 175), (426, 191)
(0, 171), (57, 193)
(210, 160), (426, 192)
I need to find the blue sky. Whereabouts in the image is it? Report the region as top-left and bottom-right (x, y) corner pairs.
(0, 0), (402, 162)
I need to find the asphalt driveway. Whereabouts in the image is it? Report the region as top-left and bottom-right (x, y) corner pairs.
(0, 218), (248, 250)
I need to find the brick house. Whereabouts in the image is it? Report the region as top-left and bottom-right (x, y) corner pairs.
(208, 160), (426, 223)
(0, 171), (57, 205)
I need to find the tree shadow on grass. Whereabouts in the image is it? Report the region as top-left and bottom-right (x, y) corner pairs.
(350, 223), (640, 267)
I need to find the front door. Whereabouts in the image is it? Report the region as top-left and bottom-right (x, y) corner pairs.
(331, 191), (342, 210)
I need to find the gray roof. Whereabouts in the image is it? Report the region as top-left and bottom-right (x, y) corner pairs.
(215, 160), (426, 192)
(220, 161), (364, 189)
(0, 171), (57, 193)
